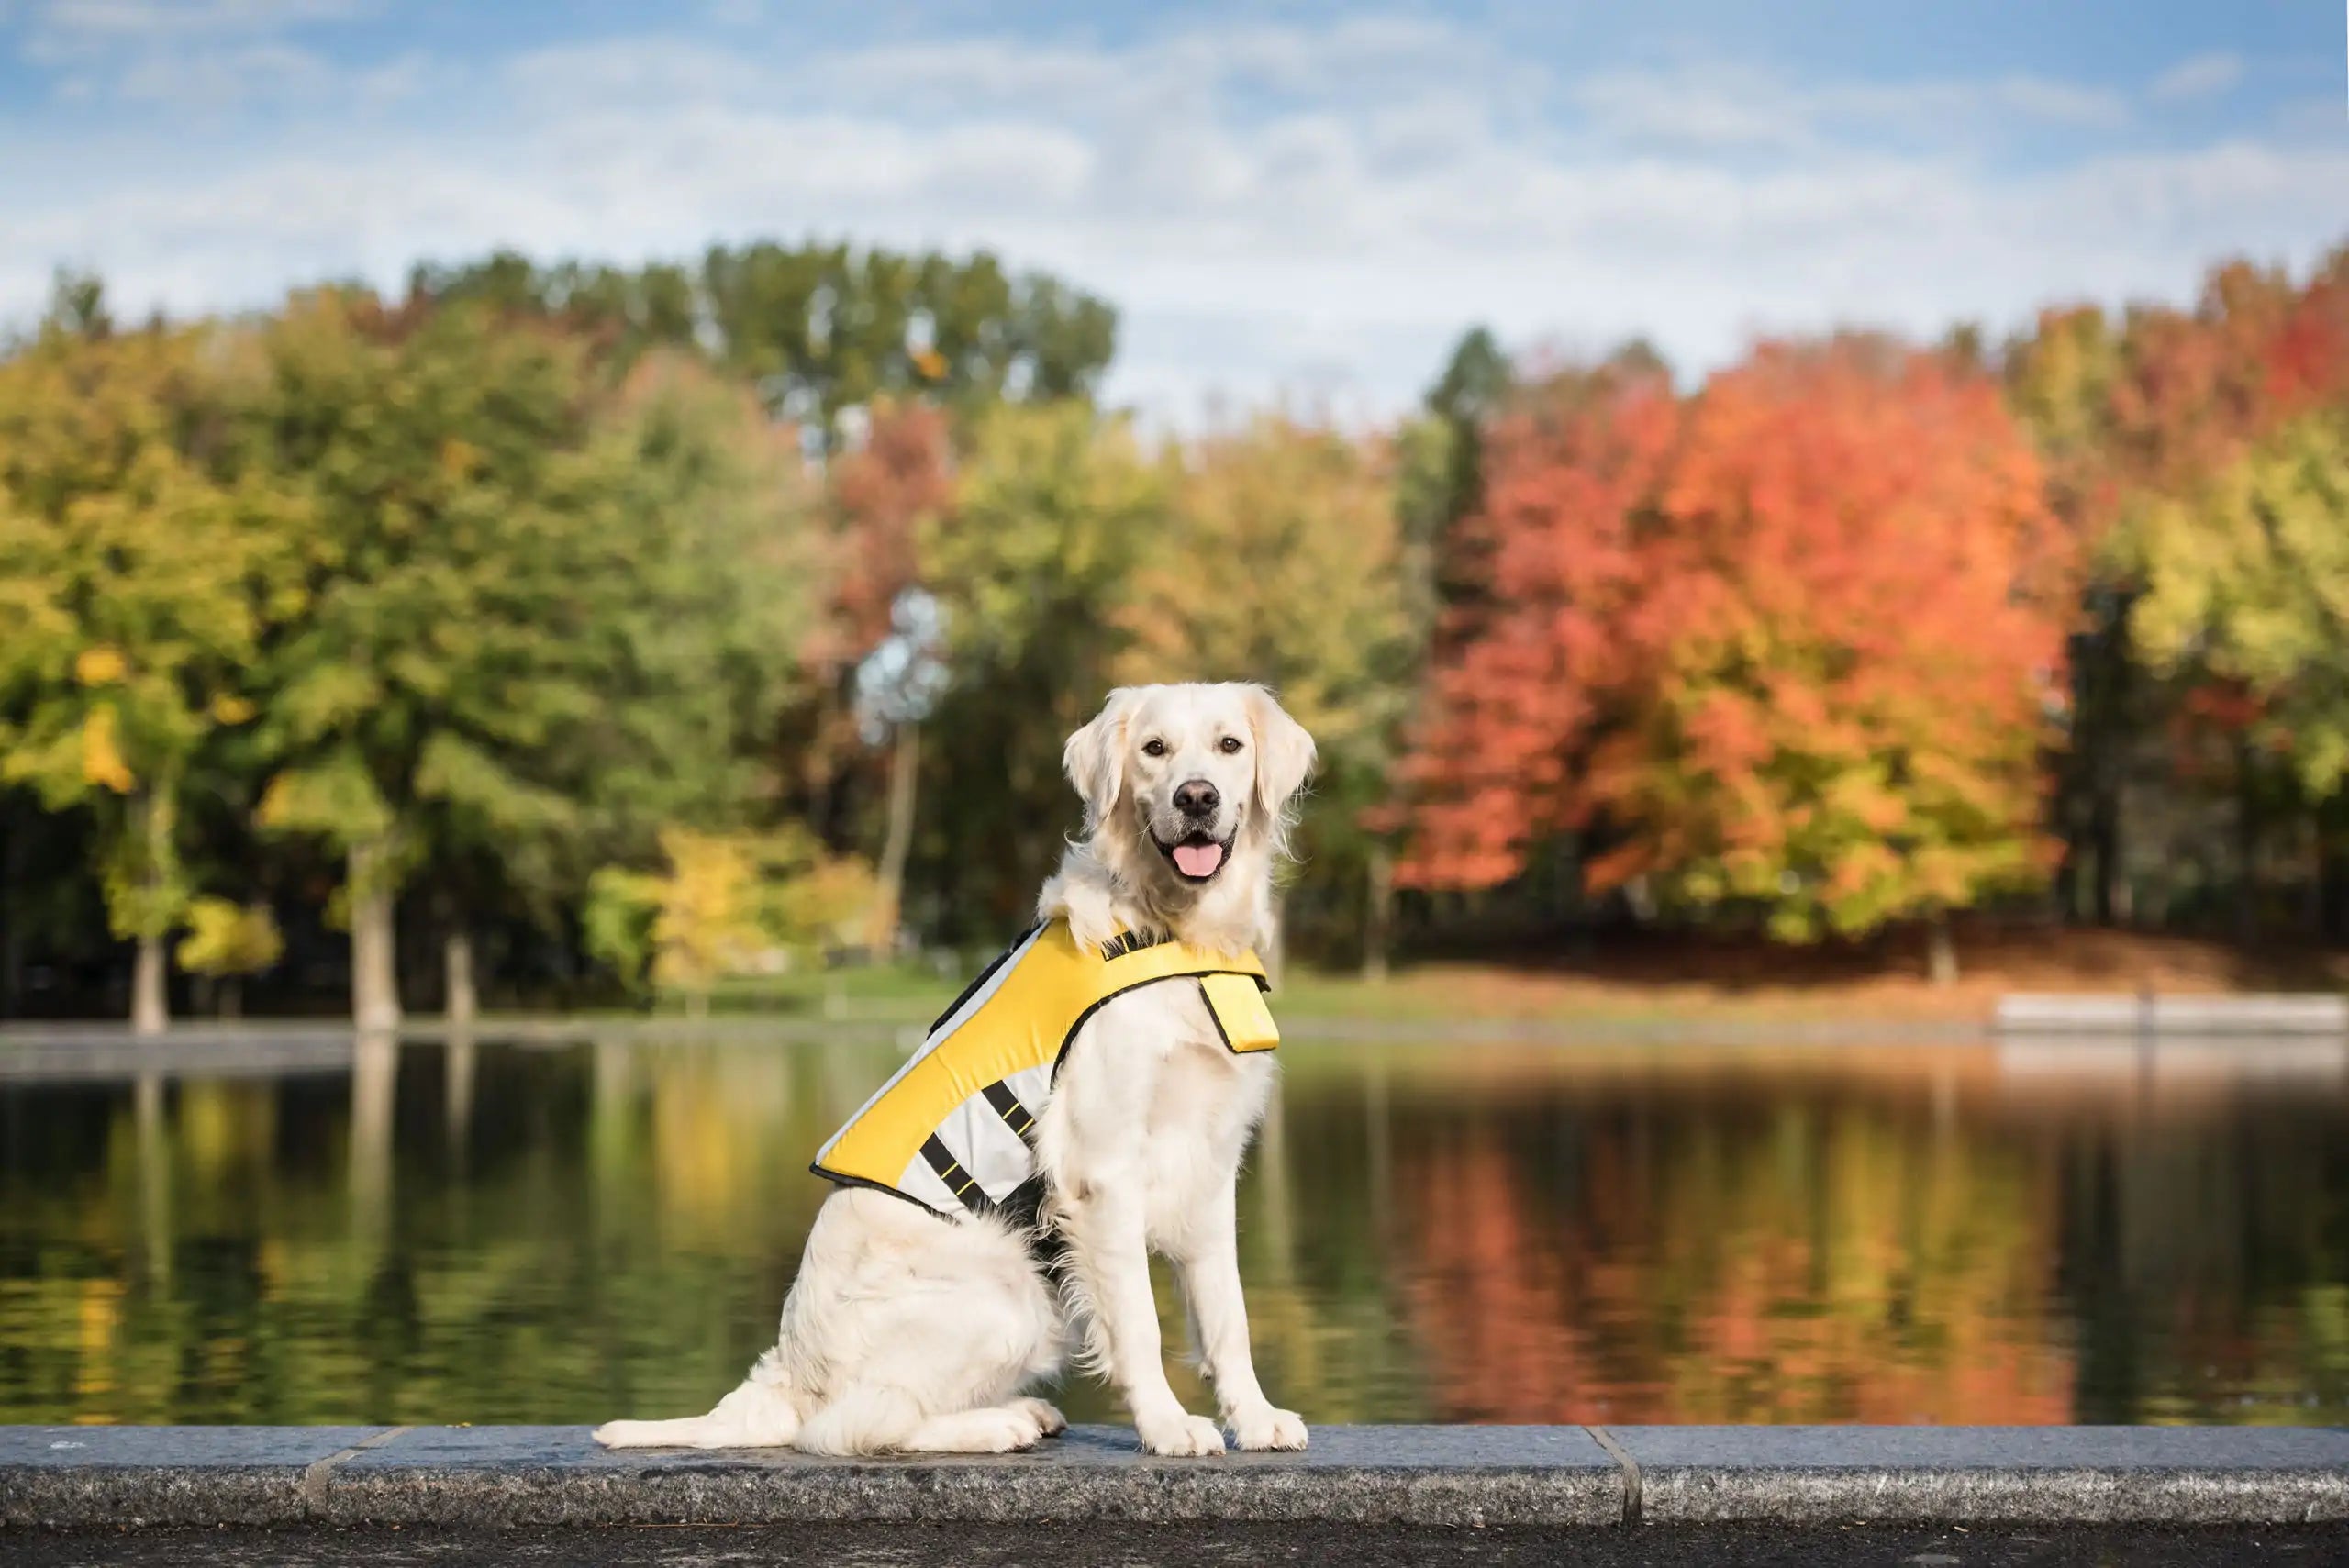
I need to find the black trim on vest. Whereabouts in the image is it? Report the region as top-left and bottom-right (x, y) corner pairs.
(806, 1161), (955, 1219)
(1198, 977), (1236, 1053)
(1047, 967), (1274, 1084)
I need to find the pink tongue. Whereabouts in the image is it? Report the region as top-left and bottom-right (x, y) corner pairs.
(1172, 840), (1225, 878)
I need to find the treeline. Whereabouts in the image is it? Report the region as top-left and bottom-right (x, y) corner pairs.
(3, 240), (2347, 1027)
(1402, 252), (2349, 973)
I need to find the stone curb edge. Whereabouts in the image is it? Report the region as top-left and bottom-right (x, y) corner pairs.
(4, 1425), (2346, 1531)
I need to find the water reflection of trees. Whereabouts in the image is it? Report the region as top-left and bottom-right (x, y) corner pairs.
(1350, 1055), (2349, 1424)
(1, 1042), (2344, 1426)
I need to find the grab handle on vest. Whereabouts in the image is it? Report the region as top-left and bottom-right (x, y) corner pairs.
(1199, 973), (1280, 1052)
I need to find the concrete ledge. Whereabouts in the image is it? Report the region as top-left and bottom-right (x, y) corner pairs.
(6, 1425), (2347, 1532)
(1, 1425), (1619, 1530)
(1996, 992), (2349, 1035)
(1612, 1425), (2349, 1526)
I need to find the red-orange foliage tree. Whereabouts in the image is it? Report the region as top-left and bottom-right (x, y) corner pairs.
(1402, 340), (2068, 964)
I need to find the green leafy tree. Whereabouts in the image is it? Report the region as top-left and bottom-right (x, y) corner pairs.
(411, 243), (1118, 445)
(231, 292), (813, 1028)
(918, 403), (1165, 935)
(0, 303), (290, 1033)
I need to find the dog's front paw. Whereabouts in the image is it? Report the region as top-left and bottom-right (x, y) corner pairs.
(971, 1406), (1047, 1452)
(1229, 1406), (1308, 1451)
(1137, 1411), (1226, 1457)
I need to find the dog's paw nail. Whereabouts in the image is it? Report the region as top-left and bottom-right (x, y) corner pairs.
(1231, 1407), (1308, 1451)
(1139, 1414), (1226, 1456)
(1015, 1397), (1068, 1436)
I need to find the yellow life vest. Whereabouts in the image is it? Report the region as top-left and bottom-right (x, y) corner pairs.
(812, 918), (1278, 1218)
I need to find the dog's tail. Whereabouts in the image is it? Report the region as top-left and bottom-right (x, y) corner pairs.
(593, 1371), (802, 1450)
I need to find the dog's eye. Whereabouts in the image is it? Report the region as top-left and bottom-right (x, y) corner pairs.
(1141, 738), (1167, 757)
(1219, 736), (1244, 754)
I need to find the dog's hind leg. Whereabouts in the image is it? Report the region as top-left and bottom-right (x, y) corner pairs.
(792, 1385), (928, 1455)
(904, 1402), (1051, 1453)
(593, 1376), (801, 1450)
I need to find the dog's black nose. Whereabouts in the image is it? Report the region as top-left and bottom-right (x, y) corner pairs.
(1174, 780), (1220, 818)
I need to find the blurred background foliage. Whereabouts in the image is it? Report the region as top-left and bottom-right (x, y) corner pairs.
(4, 239), (2349, 1026)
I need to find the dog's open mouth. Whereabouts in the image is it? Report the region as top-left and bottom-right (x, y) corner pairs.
(1154, 829), (1233, 884)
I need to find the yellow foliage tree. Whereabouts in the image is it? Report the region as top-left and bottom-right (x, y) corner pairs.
(175, 899), (284, 1018)
(584, 828), (878, 1015)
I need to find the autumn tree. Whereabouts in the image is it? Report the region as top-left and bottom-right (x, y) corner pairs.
(0, 300), (292, 1033)
(2126, 415), (2349, 935)
(584, 827), (876, 1014)
(175, 897), (283, 1018)
(1405, 339), (2067, 980)
(2008, 249), (2349, 925)
(1117, 415), (1418, 973)
(796, 400), (954, 951)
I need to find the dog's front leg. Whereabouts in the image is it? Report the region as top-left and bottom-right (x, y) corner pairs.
(1063, 1169), (1225, 1456)
(1174, 1175), (1307, 1451)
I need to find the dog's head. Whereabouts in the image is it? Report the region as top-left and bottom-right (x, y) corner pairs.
(1062, 683), (1317, 895)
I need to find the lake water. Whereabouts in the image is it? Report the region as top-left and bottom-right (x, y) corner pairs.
(3, 1030), (2345, 1428)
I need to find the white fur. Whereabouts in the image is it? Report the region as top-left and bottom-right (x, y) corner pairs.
(595, 683), (1317, 1457)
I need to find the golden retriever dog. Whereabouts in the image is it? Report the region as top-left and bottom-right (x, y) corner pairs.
(595, 683), (1316, 1456)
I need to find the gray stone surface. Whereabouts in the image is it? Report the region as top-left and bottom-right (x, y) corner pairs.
(7, 1424), (2348, 1535)
(0, 1426), (387, 1529)
(318, 1423), (1620, 1528)
(14, 1522), (2349, 1566)
(1608, 1424), (2349, 1526)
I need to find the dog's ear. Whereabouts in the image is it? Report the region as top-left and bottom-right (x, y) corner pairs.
(1063, 687), (1139, 830)
(1243, 685), (1318, 815)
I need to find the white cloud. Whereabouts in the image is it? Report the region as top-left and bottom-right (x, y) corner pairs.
(2149, 51), (2244, 104)
(2, 16), (2339, 425)
(23, 0), (362, 53)
(1568, 61), (2129, 154)
(16, 0), (387, 105)
(112, 40), (328, 105)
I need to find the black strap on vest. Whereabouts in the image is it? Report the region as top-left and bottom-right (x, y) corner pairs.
(981, 1080), (1037, 1140)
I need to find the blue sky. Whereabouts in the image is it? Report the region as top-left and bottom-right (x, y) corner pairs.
(2, 1), (2342, 421)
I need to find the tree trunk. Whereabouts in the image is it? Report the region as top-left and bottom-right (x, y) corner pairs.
(218, 976), (242, 1021)
(129, 787), (173, 1036)
(349, 1029), (397, 1248)
(134, 1071), (171, 1288)
(2234, 739), (2259, 950)
(131, 932), (168, 1037)
(445, 1031), (477, 1151)
(1362, 841), (1395, 983)
(444, 929), (477, 1028)
(872, 719), (921, 955)
(1264, 894), (1287, 989)
(349, 840), (401, 1033)
(1926, 911), (1958, 987)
